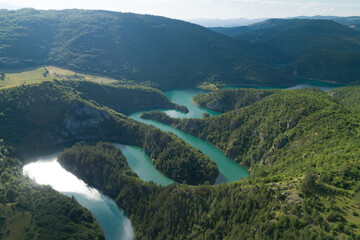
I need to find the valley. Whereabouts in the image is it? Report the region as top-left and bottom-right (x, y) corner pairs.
(14, 79), (343, 240)
(0, 8), (360, 240)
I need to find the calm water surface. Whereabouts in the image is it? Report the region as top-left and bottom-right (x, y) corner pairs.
(128, 79), (343, 183)
(114, 144), (175, 186)
(23, 152), (134, 240)
(21, 79), (343, 239)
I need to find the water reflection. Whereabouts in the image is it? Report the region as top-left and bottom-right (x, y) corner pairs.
(23, 153), (134, 240)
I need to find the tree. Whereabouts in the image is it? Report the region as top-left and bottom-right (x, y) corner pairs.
(300, 172), (317, 195)
(5, 188), (17, 202)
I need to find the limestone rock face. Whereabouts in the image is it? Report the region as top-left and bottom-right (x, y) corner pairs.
(287, 119), (298, 130)
(50, 102), (113, 143)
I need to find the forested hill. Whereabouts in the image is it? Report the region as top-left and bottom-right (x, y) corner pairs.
(137, 87), (360, 238)
(0, 80), (218, 184)
(0, 9), (292, 89)
(64, 87), (360, 239)
(229, 19), (360, 84)
(329, 86), (360, 114)
(141, 87), (360, 171)
(0, 142), (105, 240)
(234, 19), (360, 56)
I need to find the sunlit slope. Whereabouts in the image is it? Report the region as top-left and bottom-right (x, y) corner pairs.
(64, 87), (360, 239)
(0, 66), (118, 89)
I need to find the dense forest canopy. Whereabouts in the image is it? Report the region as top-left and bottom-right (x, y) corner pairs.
(0, 80), (218, 184)
(137, 86), (360, 239)
(0, 8), (293, 89)
(1, 7), (360, 240)
(211, 18), (360, 84)
(0, 142), (105, 240)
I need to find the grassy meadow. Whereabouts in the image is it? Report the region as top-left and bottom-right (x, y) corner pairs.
(0, 66), (117, 89)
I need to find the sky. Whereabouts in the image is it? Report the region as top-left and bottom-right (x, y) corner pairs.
(0, 0), (359, 20)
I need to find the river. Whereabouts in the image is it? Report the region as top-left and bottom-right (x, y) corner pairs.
(127, 79), (343, 183)
(23, 152), (135, 240)
(22, 79), (342, 239)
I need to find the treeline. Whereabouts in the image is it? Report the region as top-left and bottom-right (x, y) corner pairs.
(192, 88), (278, 112)
(58, 142), (148, 196)
(37, 87), (360, 239)
(59, 140), (352, 239)
(329, 85), (360, 114)
(232, 19), (360, 84)
(0, 9), (293, 89)
(53, 80), (188, 114)
(137, 87), (360, 238)
(0, 142), (105, 239)
(146, 88), (342, 167)
(0, 81), (218, 184)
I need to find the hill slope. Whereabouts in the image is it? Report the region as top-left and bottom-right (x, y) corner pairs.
(0, 143), (105, 240)
(230, 19), (360, 84)
(63, 87), (360, 239)
(0, 81), (218, 184)
(0, 9), (292, 89)
(293, 16), (360, 31)
(234, 19), (360, 57)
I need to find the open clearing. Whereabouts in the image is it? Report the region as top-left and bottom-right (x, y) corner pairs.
(0, 66), (118, 89)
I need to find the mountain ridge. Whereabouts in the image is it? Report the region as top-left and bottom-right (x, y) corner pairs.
(0, 8), (293, 89)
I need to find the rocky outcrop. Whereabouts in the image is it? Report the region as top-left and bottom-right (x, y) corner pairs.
(62, 102), (111, 137)
(44, 102), (115, 146)
(287, 119), (298, 130)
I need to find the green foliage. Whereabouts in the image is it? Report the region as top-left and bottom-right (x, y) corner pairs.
(57, 80), (186, 114)
(329, 86), (360, 113)
(234, 19), (360, 84)
(133, 87), (360, 238)
(210, 26), (250, 37)
(286, 49), (360, 84)
(146, 88), (343, 169)
(0, 143), (105, 240)
(57, 140), (332, 239)
(0, 81), (217, 184)
(4, 84), (360, 239)
(300, 172), (317, 195)
(192, 88), (277, 112)
(0, 9), (292, 89)
(117, 182), (327, 240)
(58, 142), (146, 196)
(235, 19), (360, 57)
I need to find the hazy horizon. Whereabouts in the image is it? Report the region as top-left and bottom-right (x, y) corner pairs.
(0, 0), (359, 21)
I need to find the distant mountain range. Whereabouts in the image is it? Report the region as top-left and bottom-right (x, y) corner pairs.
(210, 17), (360, 37)
(293, 16), (360, 31)
(191, 15), (360, 30)
(209, 18), (360, 84)
(188, 17), (267, 27)
(188, 15), (360, 29)
(0, 9), (359, 88)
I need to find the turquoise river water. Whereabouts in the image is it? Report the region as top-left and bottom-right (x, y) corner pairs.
(23, 79), (342, 239)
